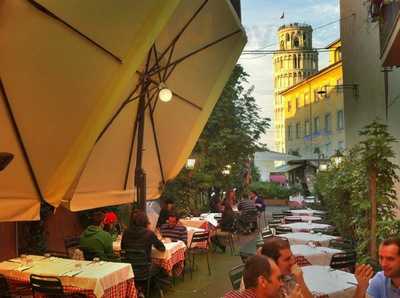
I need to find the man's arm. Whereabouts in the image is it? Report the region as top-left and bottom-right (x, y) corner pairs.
(291, 264), (313, 298)
(354, 264), (374, 298)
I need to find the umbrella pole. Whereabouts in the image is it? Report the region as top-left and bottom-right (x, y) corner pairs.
(135, 85), (147, 211)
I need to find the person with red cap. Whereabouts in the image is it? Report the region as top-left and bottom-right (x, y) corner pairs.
(103, 211), (120, 240)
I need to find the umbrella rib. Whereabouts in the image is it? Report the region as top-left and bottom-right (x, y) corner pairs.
(148, 29), (242, 77)
(96, 83), (141, 143)
(147, 89), (166, 185)
(152, 45), (163, 84)
(148, 0), (209, 74)
(26, 0), (122, 64)
(173, 91), (202, 111)
(0, 78), (45, 203)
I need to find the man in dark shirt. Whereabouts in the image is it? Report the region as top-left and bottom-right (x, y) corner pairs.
(156, 198), (174, 228)
(159, 212), (188, 244)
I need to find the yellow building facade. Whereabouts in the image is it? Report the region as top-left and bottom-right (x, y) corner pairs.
(281, 40), (345, 159)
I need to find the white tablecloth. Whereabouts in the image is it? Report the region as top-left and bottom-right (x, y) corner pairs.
(291, 245), (343, 266)
(279, 232), (339, 247)
(290, 209), (326, 216)
(280, 222), (332, 232)
(303, 266), (357, 298)
(285, 215), (321, 222)
(180, 218), (208, 229)
(0, 255), (134, 297)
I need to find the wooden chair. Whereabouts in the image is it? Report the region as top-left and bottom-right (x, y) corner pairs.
(330, 251), (357, 273)
(187, 231), (211, 279)
(229, 264), (245, 290)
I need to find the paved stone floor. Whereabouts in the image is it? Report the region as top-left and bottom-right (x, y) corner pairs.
(162, 206), (289, 298)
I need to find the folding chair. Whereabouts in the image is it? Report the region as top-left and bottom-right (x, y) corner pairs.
(187, 231), (211, 279)
(330, 251), (357, 273)
(228, 264), (245, 290)
(275, 226), (292, 235)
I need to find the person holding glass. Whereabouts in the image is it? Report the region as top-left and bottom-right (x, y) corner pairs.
(260, 237), (313, 298)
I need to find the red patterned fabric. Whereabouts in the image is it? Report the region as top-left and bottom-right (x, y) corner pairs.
(5, 274), (136, 297)
(295, 255), (312, 267)
(224, 289), (256, 298)
(152, 247), (186, 275)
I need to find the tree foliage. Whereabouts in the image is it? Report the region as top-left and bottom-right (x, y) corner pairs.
(162, 64), (270, 212)
(314, 120), (399, 263)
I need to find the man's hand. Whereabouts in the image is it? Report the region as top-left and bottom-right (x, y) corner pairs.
(287, 284), (303, 298)
(355, 264), (374, 290)
(291, 264), (304, 282)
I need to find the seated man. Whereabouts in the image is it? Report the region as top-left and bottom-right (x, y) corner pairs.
(224, 255), (301, 298)
(261, 237), (313, 298)
(80, 211), (119, 261)
(353, 237), (400, 298)
(159, 212), (188, 244)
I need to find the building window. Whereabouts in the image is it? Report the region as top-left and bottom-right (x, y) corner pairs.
(337, 110), (344, 129)
(287, 100), (292, 112)
(313, 116), (320, 133)
(324, 113), (331, 132)
(296, 122), (301, 138)
(296, 97), (300, 108)
(288, 125), (292, 140)
(294, 37), (299, 47)
(325, 142), (331, 156)
(338, 141), (344, 151)
(305, 119), (311, 136)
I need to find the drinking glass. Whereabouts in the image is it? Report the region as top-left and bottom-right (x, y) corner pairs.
(93, 257), (100, 263)
(19, 254), (27, 265)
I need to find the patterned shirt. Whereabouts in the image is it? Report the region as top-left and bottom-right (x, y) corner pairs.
(224, 289), (256, 298)
(160, 223), (188, 244)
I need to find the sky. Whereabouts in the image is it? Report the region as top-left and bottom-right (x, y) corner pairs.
(238, 0), (340, 150)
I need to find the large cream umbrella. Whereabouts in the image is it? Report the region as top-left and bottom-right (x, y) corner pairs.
(0, 0), (180, 221)
(63, 0), (247, 211)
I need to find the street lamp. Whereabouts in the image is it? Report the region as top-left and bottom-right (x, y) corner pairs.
(186, 158), (196, 170)
(330, 150), (344, 166)
(158, 82), (173, 102)
(222, 164), (231, 176)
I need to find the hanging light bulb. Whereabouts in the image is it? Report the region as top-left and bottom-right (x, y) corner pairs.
(158, 83), (172, 102)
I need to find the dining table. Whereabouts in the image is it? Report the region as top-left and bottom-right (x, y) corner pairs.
(303, 265), (357, 298)
(0, 255), (136, 298)
(239, 240), (343, 266)
(279, 222), (332, 233)
(278, 232), (339, 247)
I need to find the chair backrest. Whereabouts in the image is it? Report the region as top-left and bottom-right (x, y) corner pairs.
(275, 226), (292, 235)
(285, 217), (302, 224)
(0, 274), (11, 298)
(229, 264), (245, 290)
(64, 236), (81, 258)
(261, 228), (273, 239)
(329, 239), (354, 251)
(282, 210), (292, 216)
(330, 251), (357, 273)
(189, 231), (210, 249)
(268, 219), (283, 228)
(30, 274), (63, 295)
(123, 249), (152, 281)
(272, 213), (285, 219)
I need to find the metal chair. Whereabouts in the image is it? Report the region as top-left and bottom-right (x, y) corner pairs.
(187, 231), (211, 279)
(228, 264), (245, 290)
(272, 213), (285, 220)
(30, 274), (64, 297)
(122, 249), (159, 297)
(330, 251), (357, 273)
(285, 217), (302, 224)
(275, 226), (292, 235)
(0, 274), (12, 298)
(329, 238), (355, 251)
(261, 228), (273, 239)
